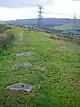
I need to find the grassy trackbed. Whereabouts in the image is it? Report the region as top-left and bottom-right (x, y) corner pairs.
(0, 26), (80, 107)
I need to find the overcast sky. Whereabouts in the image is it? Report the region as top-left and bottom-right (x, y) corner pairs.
(0, 0), (80, 20)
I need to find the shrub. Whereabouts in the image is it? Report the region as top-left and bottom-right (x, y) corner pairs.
(50, 35), (61, 40)
(0, 36), (4, 48)
(3, 31), (15, 48)
(0, 24), (11, 33)
(0, 30), (15, 49)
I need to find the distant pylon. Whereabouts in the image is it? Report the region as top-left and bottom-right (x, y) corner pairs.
(73, 12), (76, 37)
(38, 4), (43, 27)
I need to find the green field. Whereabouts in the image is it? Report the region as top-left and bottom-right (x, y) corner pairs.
(47, 23), (80, 31)
(53, 23), (73, 31)
(46, 23), (72, 30)
(0, 26), (80, 107)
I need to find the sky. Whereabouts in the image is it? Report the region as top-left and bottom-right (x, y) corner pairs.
(0, 0), (80, 21)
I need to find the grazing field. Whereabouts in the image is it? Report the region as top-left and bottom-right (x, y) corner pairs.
(0, 26), (80, 107)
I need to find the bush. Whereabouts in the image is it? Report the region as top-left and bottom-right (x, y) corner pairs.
(0, 36), (4, 48)
(0, 24), (11, 33)
(3, 31), (15, 48)
(0, 30), (15, 49)
(49, 35), (61, 40)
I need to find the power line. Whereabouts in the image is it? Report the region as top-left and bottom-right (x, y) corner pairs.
(73, 12), (76, 37)
(37, 4), (43, 27)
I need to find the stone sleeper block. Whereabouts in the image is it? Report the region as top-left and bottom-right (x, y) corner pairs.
(16, 52), (35, 57)
(14, 62), (33, 67)
(13, 62), (33, 70)
(6, 83), (35, 92)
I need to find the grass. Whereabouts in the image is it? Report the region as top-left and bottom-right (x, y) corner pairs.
(0, 26), (80, 107)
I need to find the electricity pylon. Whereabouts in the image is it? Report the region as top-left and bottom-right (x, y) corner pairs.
(73, 12), (76, 37)
(38, 4), (43, 27)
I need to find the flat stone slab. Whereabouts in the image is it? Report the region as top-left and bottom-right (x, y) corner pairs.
(16, 52), (36, 57)
(13, 62), (33, 70)
(6, 83), (35, 92)
(14, 62), (33, 67)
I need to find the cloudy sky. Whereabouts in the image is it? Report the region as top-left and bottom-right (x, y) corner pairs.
(0, 0), (80, 20)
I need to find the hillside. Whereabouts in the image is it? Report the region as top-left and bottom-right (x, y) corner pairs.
(0, 25), (80, 107)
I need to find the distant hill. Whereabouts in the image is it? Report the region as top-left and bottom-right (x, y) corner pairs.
(1, 18), (80, 36)
(5, 18), (80, 26)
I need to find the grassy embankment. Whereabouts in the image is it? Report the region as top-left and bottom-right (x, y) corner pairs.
(0, 25), (80, 107)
